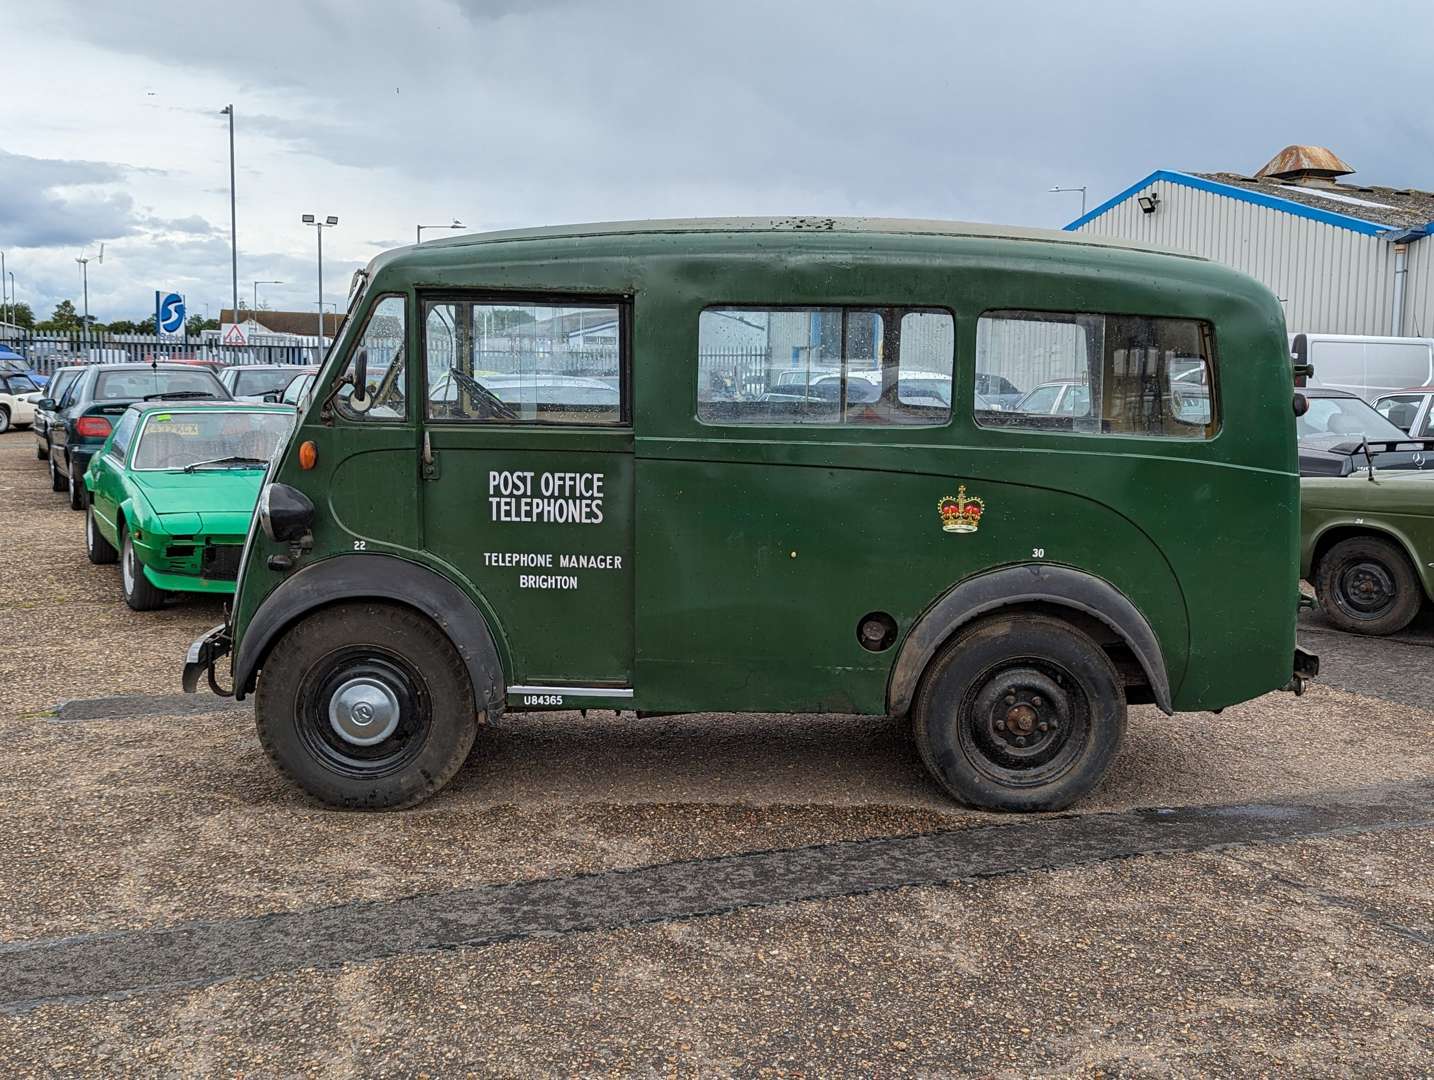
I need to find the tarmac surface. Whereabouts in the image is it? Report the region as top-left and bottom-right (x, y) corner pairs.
(1, 429), (1430, 1076)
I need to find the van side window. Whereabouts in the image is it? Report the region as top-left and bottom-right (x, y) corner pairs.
(423, 300), (623, 425)
(697, 306), (953, 426)
(974, 311), (1217, 439)
(334, 295), (408, 422)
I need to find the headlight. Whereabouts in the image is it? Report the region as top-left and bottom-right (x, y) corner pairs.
(259, 482), (315, 542)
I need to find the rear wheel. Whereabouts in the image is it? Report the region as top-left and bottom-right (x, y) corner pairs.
(67, 460), (87, 510)
(0, 407), (10, 434)
(255, 602), (478, 809)
(85, 505), (117, 565)
(120, 528), (168, 611)
(49, 454), (67, 492)
(913, 613), (1127, 812)
(1315, 535), (1421, 636)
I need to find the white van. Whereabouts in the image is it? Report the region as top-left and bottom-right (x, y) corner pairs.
(1290, 333), (1434, 403)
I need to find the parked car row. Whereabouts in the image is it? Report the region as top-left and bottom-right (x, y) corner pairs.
(22, 361), (305, 610)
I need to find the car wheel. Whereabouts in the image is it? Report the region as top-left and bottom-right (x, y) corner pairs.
(68, 461), (87, 511)
(120, 528), (168, 611)
(255, 602), (478, 810)
(49, 454), (67, 492)
(0, 406), (10, 434)
(36, 440), (48, 460)
(1314, 535), (1421, 636)
(86, 505), (118, 565)
(913, 613), (1127, 812)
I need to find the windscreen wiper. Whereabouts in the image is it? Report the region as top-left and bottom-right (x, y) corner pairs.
(144, 391), (219, 401)
(183, 455), (270, 473)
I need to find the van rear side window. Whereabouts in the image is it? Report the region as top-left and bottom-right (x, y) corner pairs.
(975, 311), (1217, 439)
(697, 306), (953, 426)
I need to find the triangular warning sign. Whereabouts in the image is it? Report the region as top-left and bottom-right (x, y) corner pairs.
(223, 324), (247, 346)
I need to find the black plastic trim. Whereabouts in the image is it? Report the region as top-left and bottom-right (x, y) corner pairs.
(886, 563), (1173, 717)
(231, 553), (504, 712)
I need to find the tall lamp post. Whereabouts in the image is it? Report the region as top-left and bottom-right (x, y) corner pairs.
(76, 245), (101, 340)
(221, 105), (238, 329)
(7, 272), (14, 329)
(416, 219), (464, 244)
(251, 279), (283, 332)
(1049, 185), (1088, 220)
(301, 214), (339, 346)
(0, 249), (7, 327)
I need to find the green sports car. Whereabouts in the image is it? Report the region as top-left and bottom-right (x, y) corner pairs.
(83, 401), (295, 610)
(1302, 466), (1434, 636)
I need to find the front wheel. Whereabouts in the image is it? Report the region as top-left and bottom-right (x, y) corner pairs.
(50, 455), (67, 492)
(0, 407), (10, 434)
(1314, 535), (1421, 636)
(255, 602), (478, 809)
(36, 440), (48, 460)
(913, 613), (1127, 812)
(120, 529), (168, 610)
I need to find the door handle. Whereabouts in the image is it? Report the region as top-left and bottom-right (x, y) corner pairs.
(421, 430), (439, 480)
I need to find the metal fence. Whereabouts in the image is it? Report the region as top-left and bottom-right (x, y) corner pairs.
(4, 332), (323, 377)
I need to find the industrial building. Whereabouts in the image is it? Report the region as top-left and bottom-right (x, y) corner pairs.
(1067, 146), (1434, 337)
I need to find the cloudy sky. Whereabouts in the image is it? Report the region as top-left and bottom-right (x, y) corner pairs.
(4, 0), (1432, 326)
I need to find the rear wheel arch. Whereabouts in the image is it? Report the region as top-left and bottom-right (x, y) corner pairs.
(887, 564), (1172, 717)
(233, 553), (506, 714)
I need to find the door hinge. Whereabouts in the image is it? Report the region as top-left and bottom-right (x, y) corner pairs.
(421, 430), (439, 480)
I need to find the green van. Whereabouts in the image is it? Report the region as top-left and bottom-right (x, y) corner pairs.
(181, 218), (1316, 812)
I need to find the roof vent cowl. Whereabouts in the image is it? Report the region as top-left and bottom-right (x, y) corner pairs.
(1254, 145), (1355, 188)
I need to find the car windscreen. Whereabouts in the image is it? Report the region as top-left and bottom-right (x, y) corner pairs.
(49, 370), (81, 399)
(95, 369), (224, 401)
(1296, 396), (1407, 441)
(282, 373), (315, 404)
(232, 368), (296, 398)
(131, 410), (295, 470)
(6, 375), (42, 394)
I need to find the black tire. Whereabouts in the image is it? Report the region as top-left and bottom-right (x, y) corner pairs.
(0, 406), (10, 434)
(120, 527), (168, 611)
(86, 505), (117, 565)
(255, 602), (478, 810)
(913, 613), (1127, 813)
(50, 454), (67, 492)
(1314, 535), (1421, 636)
(68, 460), (87, 511)
(36, 441), (48, 460)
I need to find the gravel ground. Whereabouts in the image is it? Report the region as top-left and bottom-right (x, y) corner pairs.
(0, 429), (1429, 1076)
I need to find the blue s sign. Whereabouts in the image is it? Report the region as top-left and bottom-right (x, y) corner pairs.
(158, 292), (186, 333)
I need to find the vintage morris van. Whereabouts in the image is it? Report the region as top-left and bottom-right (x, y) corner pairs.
(182, 218), (1316, 812)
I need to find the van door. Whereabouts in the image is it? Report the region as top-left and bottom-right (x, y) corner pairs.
(418, 295), (634, 702)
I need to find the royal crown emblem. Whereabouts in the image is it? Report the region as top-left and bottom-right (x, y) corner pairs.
(937, 485), (985, 534)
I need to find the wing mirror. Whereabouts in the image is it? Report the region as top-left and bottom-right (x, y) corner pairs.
(38, 398), (55, 411)
(1290, 333), (1314, 385)
(347, 348), (372, 413)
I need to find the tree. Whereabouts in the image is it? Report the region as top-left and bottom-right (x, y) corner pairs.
(105, 319), (141, 334)
(5, 302), (35, 330)
(186, 314), (219, 336)
(36, 300), (81, 332)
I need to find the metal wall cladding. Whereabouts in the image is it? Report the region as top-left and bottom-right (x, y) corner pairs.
(1076, 179), (1423, 337)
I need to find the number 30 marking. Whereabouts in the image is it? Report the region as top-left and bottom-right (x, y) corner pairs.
(1032, 547), (1045, 559)
(353, 539), (367, 551)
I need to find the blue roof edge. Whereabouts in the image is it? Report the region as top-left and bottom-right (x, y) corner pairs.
(1062, 170), (1417, 237)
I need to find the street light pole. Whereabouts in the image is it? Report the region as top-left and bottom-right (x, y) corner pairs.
(302, 215), (339, 347)
(1049, 185), (1088, 219)
(416, 219), (464, 244)
(76, 256), (90, 337)
(0, 249), (7, 327)
(251, 279), (283, 331)
(222, 105), (238, 328)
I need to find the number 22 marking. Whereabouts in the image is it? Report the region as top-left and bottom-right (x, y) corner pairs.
(353, 539), (367, 551)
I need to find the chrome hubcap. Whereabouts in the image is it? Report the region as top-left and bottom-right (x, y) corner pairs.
(328, 676), (401, 746)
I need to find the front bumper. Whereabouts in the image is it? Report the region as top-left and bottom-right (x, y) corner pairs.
(182, 623), (232, 694)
